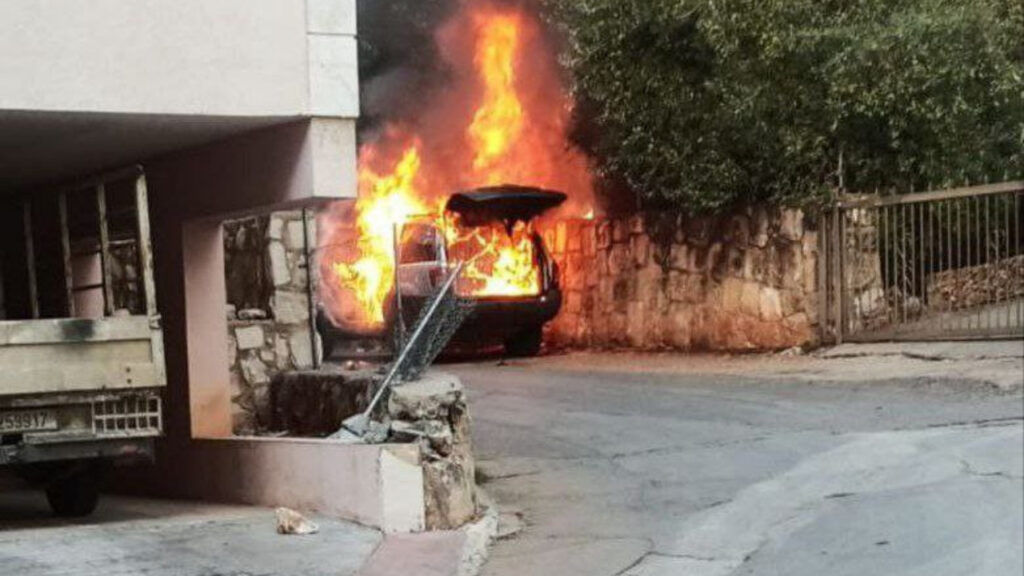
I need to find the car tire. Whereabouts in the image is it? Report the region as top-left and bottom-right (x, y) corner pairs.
(505, 326), (543, 358)
(46, 464), (101, 517)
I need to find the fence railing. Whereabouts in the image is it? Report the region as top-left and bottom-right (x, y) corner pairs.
(821, 181), (1024, 342)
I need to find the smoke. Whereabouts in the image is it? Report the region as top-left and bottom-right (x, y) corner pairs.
(356, 0), (554, 144)
(356, 0), (459, 140)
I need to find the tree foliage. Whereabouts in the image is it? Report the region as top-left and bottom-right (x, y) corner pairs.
(548, 0), (1024, 213)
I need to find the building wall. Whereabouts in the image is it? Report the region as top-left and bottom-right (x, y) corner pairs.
(0, 0), (358, 118)
(545, 208), (823, 351)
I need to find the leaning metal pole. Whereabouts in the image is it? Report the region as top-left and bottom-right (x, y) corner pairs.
(338, 262), (467, 438)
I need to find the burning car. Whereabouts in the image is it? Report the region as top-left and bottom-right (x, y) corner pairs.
(318, 185), (565, 358)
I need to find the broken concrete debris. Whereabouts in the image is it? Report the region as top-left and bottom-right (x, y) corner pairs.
(275, 507), (319, 535)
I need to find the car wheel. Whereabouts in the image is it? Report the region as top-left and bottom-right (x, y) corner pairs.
(45, 463), (101, 517)
(504, 326), (543, 358)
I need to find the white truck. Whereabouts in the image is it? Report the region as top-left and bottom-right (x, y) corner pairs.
(0, 166), (165, 516)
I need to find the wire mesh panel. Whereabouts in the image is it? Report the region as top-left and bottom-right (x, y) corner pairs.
(823, 181), (1024, 341)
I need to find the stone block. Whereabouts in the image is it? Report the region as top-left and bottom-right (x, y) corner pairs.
(286, 220), (307, 251)
(670, 244), (693, 272)
(778, 208), (805, 242)
(632, 234), (650, 267)
(759, 287), (783, 321)
(555, 221), (567, 254)
(274, 335), (291, 370)
(596, 220), (613, 249)
(666, 305), (693, 349)
(740, 281), (761, 317)
(566, 222), (582, 253)
(750, 207), (770, 248)
(612, 218), (629, 243)
(227, 333), (238, 366)
(725, 214), (750, 246)
(268, 215), (284, 241)
(235, 325), (265, 350)
(260, 348), (275, 363)
(629, 214), (645, 235)
(626, 301), (645, 348)
(685, 217), (712, 247)
(238, 308), (268, 321)
(240, 354), (270, 385)
(582, 223), (597, 256)
(721, 277), (744, 313)
(289, 328), (314, 368)
(609, 244), (631, 274)
(226, 304), (237, 320)
(269, 241), (290, 286)
(271, 291), (310, 324)
(388, 372), (464, 421)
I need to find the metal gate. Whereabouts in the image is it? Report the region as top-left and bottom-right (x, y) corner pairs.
(821, 181), (1024, 342)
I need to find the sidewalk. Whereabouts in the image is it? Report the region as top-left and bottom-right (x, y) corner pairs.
(0, 491), (381, 576)
(510, 340), (1024, 392)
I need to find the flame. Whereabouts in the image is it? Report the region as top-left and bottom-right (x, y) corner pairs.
(321, 5), (593, 332)
(330, 146), (436, 326)
(468, 13), (524, 179)
(449, 220), (541, 297)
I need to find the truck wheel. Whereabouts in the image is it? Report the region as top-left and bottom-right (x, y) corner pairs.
(46, 465), (101, 517)
(505, 326), (543, 358)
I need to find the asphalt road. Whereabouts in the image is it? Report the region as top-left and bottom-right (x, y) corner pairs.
(451, 348), (1024, 576)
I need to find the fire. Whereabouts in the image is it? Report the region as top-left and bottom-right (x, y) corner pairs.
(468, 13), (524, 178)
(330, 146), (436, 326)
(320, 4), (594, 332)
(449, 220), (541, 297)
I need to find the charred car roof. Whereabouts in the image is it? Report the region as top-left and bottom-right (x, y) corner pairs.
(446, 185), (567, 227)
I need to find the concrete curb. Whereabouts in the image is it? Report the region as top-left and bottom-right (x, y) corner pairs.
(355, 490), (499, 576)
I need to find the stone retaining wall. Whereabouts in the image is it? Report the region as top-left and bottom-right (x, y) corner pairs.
(224, 210), (317, 434)
(545, 208), (821, 351)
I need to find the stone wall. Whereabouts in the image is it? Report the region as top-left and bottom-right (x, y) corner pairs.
(224, 210), (317, 434)
(545, 208), (821, 351)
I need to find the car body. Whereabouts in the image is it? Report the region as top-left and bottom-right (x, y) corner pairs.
(319, 185), (565, 357)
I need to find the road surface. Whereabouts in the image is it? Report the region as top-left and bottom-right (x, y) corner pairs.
(452, 344), (1023, 576)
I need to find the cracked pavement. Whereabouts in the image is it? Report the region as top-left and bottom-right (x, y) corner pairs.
(450, 342), (1023, 576)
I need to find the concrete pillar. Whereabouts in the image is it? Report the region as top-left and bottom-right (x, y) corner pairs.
(182, 218), (233, 438)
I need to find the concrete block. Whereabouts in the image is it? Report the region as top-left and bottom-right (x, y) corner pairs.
(308, 34), (359, 117)
(235, 325), (265, 350)
(306, 0), (357, 35)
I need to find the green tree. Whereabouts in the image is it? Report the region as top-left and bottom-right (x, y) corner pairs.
(548, 0), (1024, 213)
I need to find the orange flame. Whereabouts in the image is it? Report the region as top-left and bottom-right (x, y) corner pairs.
(468, 13), (524, 179)
(321, 6), (593, 331)
(330, 146), (436, 326)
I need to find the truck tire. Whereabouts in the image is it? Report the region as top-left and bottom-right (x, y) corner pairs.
(504, 326), (543, 358)
(46, 465), (101, 517)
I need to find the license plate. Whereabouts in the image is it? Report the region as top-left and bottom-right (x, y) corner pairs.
(0, 410), (58, 433)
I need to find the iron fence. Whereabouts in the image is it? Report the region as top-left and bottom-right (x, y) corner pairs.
(821, 181), (1024, 342)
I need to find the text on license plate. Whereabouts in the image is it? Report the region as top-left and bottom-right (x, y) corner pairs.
(0, 410), (58, 433)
